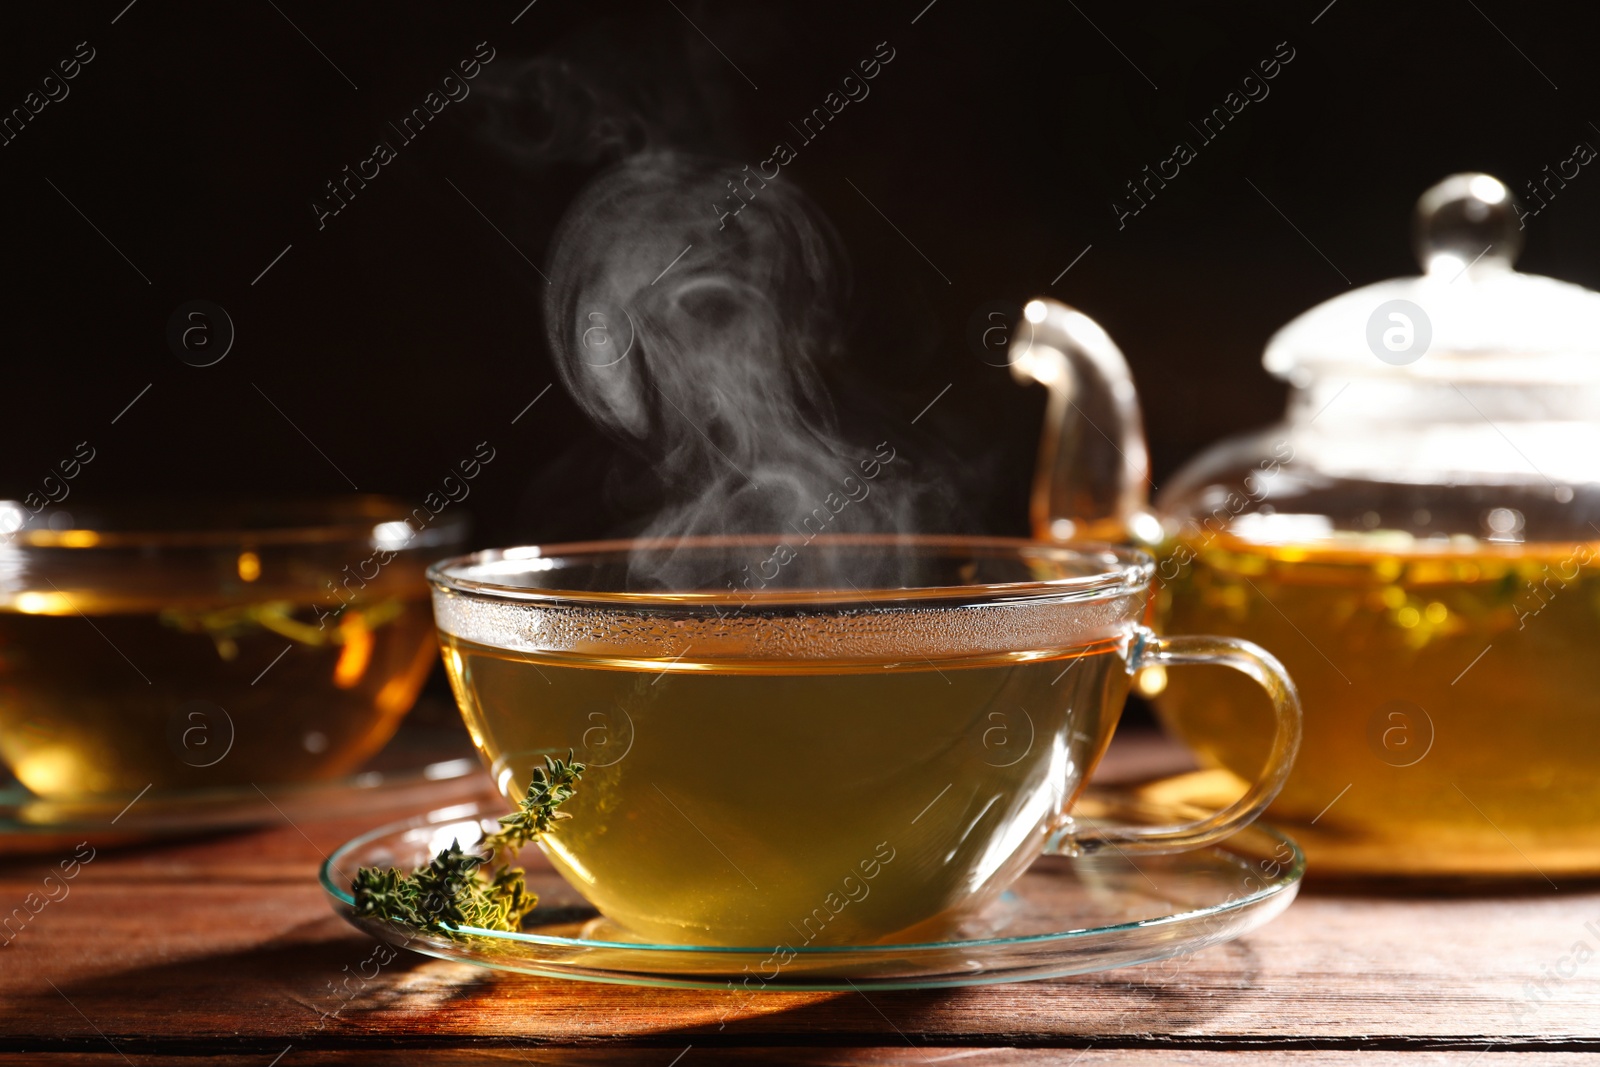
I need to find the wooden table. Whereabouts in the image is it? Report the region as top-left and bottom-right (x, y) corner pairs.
(3, 730), (1595, 1065)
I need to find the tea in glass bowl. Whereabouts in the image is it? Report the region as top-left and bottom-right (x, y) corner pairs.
(0, 498), (465, 799)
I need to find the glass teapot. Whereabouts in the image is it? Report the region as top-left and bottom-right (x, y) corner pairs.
(1010, 173), (1600, 877)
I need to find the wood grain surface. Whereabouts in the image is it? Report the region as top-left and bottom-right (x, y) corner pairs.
(1, 730), (1593, 1064)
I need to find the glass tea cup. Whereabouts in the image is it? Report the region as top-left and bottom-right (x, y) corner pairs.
(0, 497), (465, 800)
(429, 535), (1301, 948)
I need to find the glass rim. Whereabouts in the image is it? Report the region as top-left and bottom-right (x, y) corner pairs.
(427, 534), (1154, 609)
(0, 495), (471, 550)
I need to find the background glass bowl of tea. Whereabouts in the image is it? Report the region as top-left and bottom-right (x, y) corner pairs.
(0, 497), (466, 800)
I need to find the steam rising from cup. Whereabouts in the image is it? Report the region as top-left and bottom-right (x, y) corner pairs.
(544, 151), (927, 590)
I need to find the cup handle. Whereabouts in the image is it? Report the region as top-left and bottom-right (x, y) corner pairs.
(1056, 628), (1303, 856)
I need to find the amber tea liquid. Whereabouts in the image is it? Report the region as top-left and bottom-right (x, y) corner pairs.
(1154, 531), (1600, 874)
(0, 595), (437, 797)
(442, 635), (1129, 946)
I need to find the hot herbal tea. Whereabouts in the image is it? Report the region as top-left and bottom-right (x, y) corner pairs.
(1154, 530), (1600, 873)
(0, 594), (436, 797)
(442, 635), (1129, 946)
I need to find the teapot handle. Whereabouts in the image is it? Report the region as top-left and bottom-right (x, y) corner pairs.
(1007, 298), (1155, 545)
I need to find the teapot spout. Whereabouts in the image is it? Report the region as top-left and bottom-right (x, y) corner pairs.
(1008, 298), (1156, 546)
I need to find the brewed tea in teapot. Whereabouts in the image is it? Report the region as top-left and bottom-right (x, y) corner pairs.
(1013, 173), (1600, 876)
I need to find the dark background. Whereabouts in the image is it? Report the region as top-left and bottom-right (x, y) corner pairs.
(3, 0), (1598, 547)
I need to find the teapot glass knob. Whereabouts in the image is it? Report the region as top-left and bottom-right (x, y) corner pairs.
(1412, 172), (1521, 277)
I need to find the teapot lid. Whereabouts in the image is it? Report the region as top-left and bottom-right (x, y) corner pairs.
(1262, 172), (1600, 384)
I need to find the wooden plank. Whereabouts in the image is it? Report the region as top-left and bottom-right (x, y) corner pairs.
(1, 732), (1593, 1055)
(7, 1051), (1600, 1065)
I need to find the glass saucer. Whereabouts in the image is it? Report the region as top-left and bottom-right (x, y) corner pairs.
(0, 717), (482, 854)
(320, 788), (1305, 991)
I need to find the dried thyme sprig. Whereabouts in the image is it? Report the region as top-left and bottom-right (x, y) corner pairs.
(479, 751), (584, 858)
(352, 752), (585, 936)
